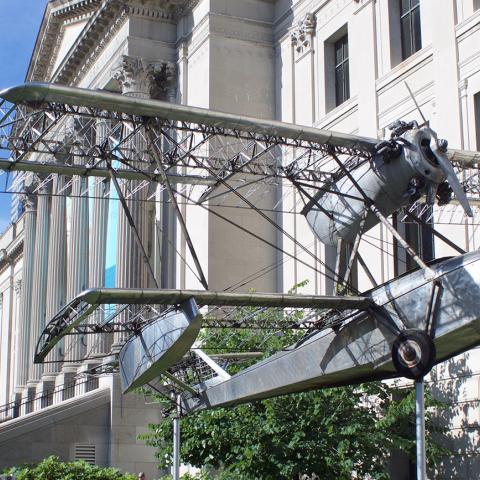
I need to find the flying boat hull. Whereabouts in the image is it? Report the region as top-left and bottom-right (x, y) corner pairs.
(182, 251), (480, 412)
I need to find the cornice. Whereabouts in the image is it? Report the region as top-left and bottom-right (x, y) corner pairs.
(57, 6), (130, 85)
(51, 0), (199, 86)
(29, 0), (200, 85)
(27, 0), (102, 82)
(52, 0), (103, 19)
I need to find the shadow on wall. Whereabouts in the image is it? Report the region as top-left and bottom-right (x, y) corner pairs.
(429, 351), (480, 479)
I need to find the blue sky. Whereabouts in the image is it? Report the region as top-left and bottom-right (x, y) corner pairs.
(0, 1), (47, 232)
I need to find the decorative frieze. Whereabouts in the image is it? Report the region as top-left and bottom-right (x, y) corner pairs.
(127, 0), (199, 18)
(51, 0), (101, 20)
(291, 12), (316, 56)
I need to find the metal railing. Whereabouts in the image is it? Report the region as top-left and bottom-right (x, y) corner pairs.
(0, 377), (99, 425)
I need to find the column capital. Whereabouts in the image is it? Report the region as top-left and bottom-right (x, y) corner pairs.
(291, 12), (316, 55)
(112, 55), (177, 100)
(14, 278), (22, 294)
(20, 192), (36, 212)
(37, 181), (52, 196)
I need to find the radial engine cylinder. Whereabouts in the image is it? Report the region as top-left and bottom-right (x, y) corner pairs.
(303, 128), (445, 246)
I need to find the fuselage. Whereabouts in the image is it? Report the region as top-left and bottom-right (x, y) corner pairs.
(181, 250), (480, 413)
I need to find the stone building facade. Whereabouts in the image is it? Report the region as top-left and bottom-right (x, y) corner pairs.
(0, 0), (480, 478)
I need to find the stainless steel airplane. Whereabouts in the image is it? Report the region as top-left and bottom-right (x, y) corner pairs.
(1, 82), (479, 414)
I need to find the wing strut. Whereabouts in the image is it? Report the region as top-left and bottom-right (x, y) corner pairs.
(106, 160), (159, 288)
(330, 150), (432, 275)
(146, 126), (209, 290)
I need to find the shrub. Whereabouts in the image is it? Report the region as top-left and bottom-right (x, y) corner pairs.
(2, 455), (136, 480)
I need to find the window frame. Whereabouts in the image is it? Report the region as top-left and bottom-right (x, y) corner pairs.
(400, 0), (422, 61)
(334, 34), (350, 107)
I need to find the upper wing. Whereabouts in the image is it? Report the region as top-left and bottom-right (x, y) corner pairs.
(448, 148), (480, 168)
(0, 82), (378, 152)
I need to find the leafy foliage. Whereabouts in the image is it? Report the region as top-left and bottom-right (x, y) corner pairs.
(141, 290), (449, 479)
(2, 456), (136, 480)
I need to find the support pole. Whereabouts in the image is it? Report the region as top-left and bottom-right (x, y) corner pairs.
(415, 379), (427, 480)
(173, 396), (181, 480)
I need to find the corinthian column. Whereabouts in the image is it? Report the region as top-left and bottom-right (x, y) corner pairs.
(157, 61), (178, 289)
(16, 193), (37, 414)
(87, 120), (110, 357)
(63, 143), (89, 367)
(110, 56), (176, 347)
(28, 184), (51, 386)
(10, 279), (22, 409)
(44, 174), (67, 377)
(16, 194), (36, 388)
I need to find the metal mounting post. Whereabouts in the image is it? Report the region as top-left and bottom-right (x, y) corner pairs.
(416, 379), (427, 480)
(173, 394), (181, 480)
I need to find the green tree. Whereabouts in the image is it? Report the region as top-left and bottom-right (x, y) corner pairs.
(142, 299), (448, 479)
(2, 455), (136, 480)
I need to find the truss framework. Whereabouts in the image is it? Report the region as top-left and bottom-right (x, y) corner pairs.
(1, 83), (480, 414)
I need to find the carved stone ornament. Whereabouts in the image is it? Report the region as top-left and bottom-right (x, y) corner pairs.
(14, 279), (22, 294)
(112, 55), (177, 100)
(149, 61), (177, 101)
(20, 193), (37, 212)
(291, 12), (317, 55)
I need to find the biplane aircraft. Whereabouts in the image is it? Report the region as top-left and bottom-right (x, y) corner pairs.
(0, 82), (480, 415)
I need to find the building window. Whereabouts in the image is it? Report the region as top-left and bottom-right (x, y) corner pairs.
(334, 34), (349, 107)
(400, 0), (422, 60)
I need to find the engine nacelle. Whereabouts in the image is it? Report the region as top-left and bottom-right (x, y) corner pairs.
(303, 127), (448, 246)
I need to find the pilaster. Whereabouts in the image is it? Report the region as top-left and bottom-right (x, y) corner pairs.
(351, 0), (378, 137)
(205, 12), (277, 292)
(430, 0), (462, 146)
(291, 13), (316, 126)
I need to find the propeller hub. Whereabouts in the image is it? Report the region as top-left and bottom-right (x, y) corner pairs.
(403, 127), (445, 186)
